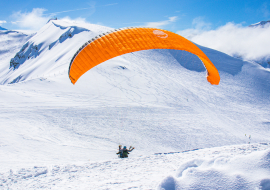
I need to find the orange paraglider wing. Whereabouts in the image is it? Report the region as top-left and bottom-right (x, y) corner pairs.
(68, 27), (220, 85)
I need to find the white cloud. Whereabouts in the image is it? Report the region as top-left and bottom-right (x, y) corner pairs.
(178, 19), (270, 61)
(145, 16), (178, 28)
(10, 8), (94, 31)
(0, 20), (7, 26)
(11, 8), (50, 30)
(103, 3), (118, 7)
(58, 16), (89, 25)
(47, 8), (89, 15)
(177, 17), (211, 39)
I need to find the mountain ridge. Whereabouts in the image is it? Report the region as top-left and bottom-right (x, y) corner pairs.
(249, 20), (270, 27)
(0, 26), (7, 30)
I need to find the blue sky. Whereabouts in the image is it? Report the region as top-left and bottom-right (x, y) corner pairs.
(0, 0), (270, 31)
(1, 0), (270, 61)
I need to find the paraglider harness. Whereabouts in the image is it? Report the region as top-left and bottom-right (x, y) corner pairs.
(117, 146), (135, 158)
(122, 148), (129, 158)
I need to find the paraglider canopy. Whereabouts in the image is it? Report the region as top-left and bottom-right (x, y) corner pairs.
(68, 27), (220, 85)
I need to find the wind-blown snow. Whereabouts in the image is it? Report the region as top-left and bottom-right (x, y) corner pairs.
(0, 20), (269, 189)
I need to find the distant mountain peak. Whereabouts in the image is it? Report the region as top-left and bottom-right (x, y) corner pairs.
(249, 20), (270, 27)
(47, 17), (58, 24)
(0, 26), (7, 30)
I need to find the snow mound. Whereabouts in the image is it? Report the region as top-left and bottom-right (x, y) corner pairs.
(158, 148), (270, 190)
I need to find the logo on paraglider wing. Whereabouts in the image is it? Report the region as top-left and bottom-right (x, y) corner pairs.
(153, 30), (168, 39)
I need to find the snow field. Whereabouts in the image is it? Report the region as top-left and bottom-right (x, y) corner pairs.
(0, 143), (269, 189)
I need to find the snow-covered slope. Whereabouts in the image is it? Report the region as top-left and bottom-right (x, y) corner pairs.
(0, 20), (270, 189)
(0, 30), (33, 75)
(0, 143), (269, 189)
(0, 21), (111, 84)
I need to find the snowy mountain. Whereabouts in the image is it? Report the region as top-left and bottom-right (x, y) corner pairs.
(1, 21), (111, 84)
(0, 26), (7, 30)
(0, 20), (270, 189)
(252, 57), (270, 69)
(0, 30), (34, 78)
(249, 20), (270, 28)
(248, 20), (270, 68)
